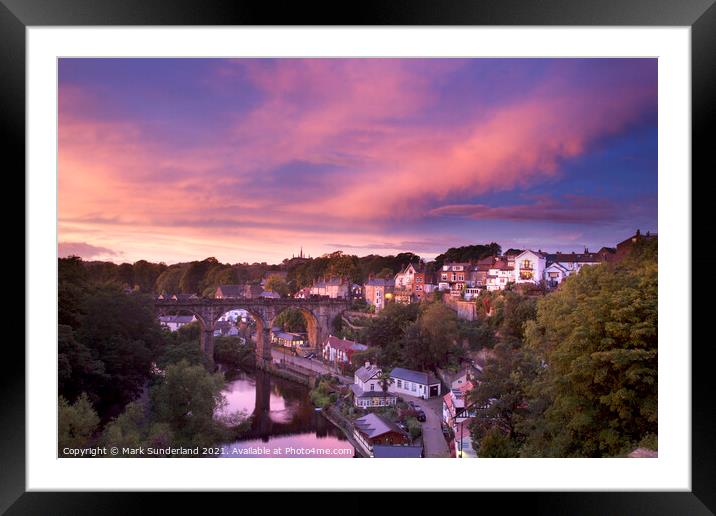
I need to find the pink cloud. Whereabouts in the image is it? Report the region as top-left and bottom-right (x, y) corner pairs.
(429, 195), (618, 224)
(58, 59), (656, 263)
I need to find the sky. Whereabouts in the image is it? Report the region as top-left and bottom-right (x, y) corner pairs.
(58, 58), (657, 265)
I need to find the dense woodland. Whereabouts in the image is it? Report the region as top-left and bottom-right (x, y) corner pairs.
(58, 257), (252, 455)
(58, 239), (657, 457)
(74, 252), (420, 297)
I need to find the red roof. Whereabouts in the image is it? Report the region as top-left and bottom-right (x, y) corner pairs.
(324, 335), (367, 352)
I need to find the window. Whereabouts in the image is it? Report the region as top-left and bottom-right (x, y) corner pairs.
(411, 383), (416, 392)
(397, 379), (402, 388)
(458, 274), (464, 281)
(441, 273), (448, 281)
(370, 383), (375, 391)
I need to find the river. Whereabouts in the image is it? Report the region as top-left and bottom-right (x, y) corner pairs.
(215, 367), (355, 458)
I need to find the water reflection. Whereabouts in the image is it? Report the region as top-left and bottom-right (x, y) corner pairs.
(217, 368), (354, 458)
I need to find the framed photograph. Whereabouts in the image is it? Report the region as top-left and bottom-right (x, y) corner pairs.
(7, 0), (714, 511)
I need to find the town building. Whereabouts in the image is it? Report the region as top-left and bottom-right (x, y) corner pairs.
(615, 229), (656, 260)
(394, 262), (434, 302)
(514, 250), (547, 285)
(438, 262), (471, 296)
(394, 262), (420, 290)
(389, 367), (442, 399)
(213, 320), (240, 337)
(486, 258), (515, 291)
(543, 249), (604, 287)
(158, 314), (196, 332)
(353, 413), (411, 455)
(351, 362), (397, 408)
(271, 330), (306, 350)
(363, 278), (394, 313)
(310, 277), (349, 299)
(322, 335), (368, 365)
(157, 293), (199, 301)
(294, 287), (312, 299)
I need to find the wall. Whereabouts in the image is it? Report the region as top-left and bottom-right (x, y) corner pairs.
(442, 296), (477, 321)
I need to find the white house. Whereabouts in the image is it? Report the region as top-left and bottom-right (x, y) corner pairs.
(544, 262), (571, 286)
(486, 258), (515, 291)
(322, 335), (368, 365)
(543, 251), (604, 287)
(388, 367), (441, 399)
(351, 362), (397, 408)
(514, 250), (547, 285)
(394, 263), (418, 289)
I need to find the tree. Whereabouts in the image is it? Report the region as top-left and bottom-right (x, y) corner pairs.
(521, 249), (658, 457)
(273, 308), (307, 332)
(377, 371), (394, 393)
(477, 426), (519, 457)
(469, 341), (540, 441)
(100, 401), (148, 452)
(58, 393), (100, 454)
(434, 243), (501, 269)
(179, 258), (220, 294)
(264, 274), (289, 297)
(58, 324), (106, 403)
(150, 359), (227, 447)
(74, 287), (164, 417)
(402, 303), (462, 370)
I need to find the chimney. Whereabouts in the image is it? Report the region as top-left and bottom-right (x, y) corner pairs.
(365, 361), (371, 369)
(636, 229), (641, 236)
(584, 247), (589, 254)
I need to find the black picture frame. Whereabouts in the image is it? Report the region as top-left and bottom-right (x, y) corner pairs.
(3, 0), (714, 512)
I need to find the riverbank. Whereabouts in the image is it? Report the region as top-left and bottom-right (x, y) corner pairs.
(216, 367), (354, 457)
(320, 405), (370, 458)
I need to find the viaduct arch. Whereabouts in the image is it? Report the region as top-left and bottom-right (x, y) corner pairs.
(154, 297), (351, 366)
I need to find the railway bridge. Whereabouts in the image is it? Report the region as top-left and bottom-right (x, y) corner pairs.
(154, 297), (351, 366)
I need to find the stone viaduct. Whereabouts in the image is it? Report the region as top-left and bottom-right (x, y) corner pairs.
(154, 297), (351, 366)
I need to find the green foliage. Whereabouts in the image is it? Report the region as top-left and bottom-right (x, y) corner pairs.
(477, 426), (520, 457)
(57, 262), (166, 419)
(468, 246), (658, 458)
(401, 303), (463, 370)
(520, 255), (658, 457)
(273, 308), (307, 333)
(309, 379), (337, 408)
(157, 339), (209, 369)
(58, 394), (100, 454)
(213, 337), (254, 369)
(405, 417), (422, 440)
(433, 243), (501, 269)
(264, 274), (290, 297)
(150, 359), (229, 447)
(457, 318), (496, 350)
(58, 324), (106, 402)
(100, 361), (249, 454)
(100, 401), (148, 452)
(469, 341), (540, 440)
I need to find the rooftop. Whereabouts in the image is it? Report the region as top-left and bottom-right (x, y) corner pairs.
(324, 335), (368, 352)
(389, 367), (440, 386)
(372, 445), (423, 458)
(355, 363), (382, 383)
(354, 413), (406, 439)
